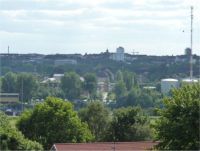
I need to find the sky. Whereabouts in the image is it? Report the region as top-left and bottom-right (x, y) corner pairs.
(0, 0), (199, 55)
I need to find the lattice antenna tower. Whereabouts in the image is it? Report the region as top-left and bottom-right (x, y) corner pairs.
(190, 6), (193, 79)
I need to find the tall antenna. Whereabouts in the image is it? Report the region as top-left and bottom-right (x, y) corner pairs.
(7, 45), (10, 54)
(190, 6), (193, 79)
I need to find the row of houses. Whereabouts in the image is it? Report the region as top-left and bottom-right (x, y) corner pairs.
(41, 74), (115, 94)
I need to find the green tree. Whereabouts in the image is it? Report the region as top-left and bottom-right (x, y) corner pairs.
(83, 73), (97, 97)
(17, 97), (93, 149)
(125, 87), (139, 106)
(154, 84), (200, 150)
(16, 73), (38, 102)
(0, 112), (43, 150)
(61, 72), (82, 100)
(33, 85), (64, 99)
(114, 80), (127, 100)
(137, 93), (154, 108)
(78, 101), (110, 141)
(116, 70), (123, 81)
(122, 71), (135, 91)
(106, 107), (152, 141)
(1, 72), (17, 93)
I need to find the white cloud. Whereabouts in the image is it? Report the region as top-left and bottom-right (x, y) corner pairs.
(0, 0), (199, 55)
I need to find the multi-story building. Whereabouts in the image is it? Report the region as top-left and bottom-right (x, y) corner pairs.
(110, 47), (125, 62)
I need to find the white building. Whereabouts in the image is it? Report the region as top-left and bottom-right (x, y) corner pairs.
(161, 78), (179, 94)
(110, 47), (125, 61)
(53, 74), (64, 81)
(181, 78), (198, 85)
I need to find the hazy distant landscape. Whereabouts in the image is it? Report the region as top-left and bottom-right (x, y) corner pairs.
(0, 0), (199, 150)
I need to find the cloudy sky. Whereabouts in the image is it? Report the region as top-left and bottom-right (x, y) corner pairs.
(0, 0), (199, 55)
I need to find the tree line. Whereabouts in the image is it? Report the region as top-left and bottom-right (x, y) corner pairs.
(1, 84), (199, 150)
(0, 71), (162, 110)
(0, 72), (97, 102)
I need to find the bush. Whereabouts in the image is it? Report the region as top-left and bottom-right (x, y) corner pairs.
(0, 112), (43, 150)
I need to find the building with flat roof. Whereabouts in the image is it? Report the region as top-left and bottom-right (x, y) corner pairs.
(0, 93), (19, 104)
(110, 47), (125, 62)
(51, 141), (158, 151)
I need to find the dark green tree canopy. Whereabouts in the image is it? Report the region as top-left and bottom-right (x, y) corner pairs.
(154, 84), (200, 150)
(106, 107), (151, 141)
(78, 101), (111, 141)
(61, 72), (82, 100)
(1, 72), (38, 102)
(1, 72), (17, 93)
(17, 97), (93, 149)
(122, 71), (135, 91)
(114, 80), (127, 100)
(0, 112), (43, 150)
(16, 73), (38, 101)
(83, 73), (97, 96)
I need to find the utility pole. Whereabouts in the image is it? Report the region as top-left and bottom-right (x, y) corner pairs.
(190, 6), (193, 79)
(21, 78), (24, 112)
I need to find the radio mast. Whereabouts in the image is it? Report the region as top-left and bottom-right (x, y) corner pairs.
(190, 6), (193, 79)
(7, 45), (10, 54)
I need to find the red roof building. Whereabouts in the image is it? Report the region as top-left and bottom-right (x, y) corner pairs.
(51, 141), (158, 151)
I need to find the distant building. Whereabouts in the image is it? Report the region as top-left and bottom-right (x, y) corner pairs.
(53, 74), (64, 81)
(110, 47), (125, 61)
(175, 47), (199, 63)
(97, 76), (115, 93)
(41, 78), (59, 87)
(0, 93), (19, 104)
(181, 78), (199, 85)
(161, 78), (179, 94)
(143, 86), (156, 90)
(185, 48), (192, 56)
(175, 55), (197, 64)
(97, 77), (109, 93)
(55, 59), (77, 66)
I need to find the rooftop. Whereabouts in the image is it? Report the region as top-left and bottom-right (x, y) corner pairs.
(51, 141), (158, 151)
(161, 78), (178, 82)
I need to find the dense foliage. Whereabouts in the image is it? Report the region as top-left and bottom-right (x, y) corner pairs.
(17, 97), (93, 149)
(105, 107), (152, 141)
(16, 73), (38, 101)
(0, 112), (43, 150)
(79, 101), (111, 141)
(61, 72), (82, 99)
(83, 73), (97, 98)
(0, 70), (162, 111)
(154, 84), (200, 150)
(1, 53), (199, 81)
(1, 72), (38, 102)
(1, 72), (17, 93)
